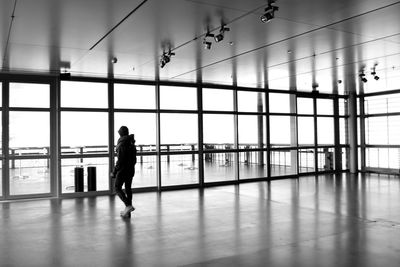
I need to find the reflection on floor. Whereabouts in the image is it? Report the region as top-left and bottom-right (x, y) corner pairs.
(1, 173), (399, 266)
(8, 160), (303, 195)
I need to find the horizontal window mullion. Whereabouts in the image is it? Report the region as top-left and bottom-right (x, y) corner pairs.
(113, 108), (157, 113)
(364, 112), (400, 117)
(60, 108), (109, 112)
(8, 155), (50, 160)
(297, 114), (315, 117)
(362, 88), (400, 97)
(237, 112), (268, 115)
(269, 112), (296, 116)
(365, 144), (400, 148)
(60, 153), (110, 159)
(159, 150), (198, 155)
(159, 109), (197, 113)
(237, 148), (268, 152)
(9, 107), (50, 112)
(316, 114), (335, 117)
(269, 146), (298, 151)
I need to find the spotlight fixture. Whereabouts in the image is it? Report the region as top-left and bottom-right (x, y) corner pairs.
(260, 1), (279, 23)
(160, 49), (175, 68)
(214, 25), (230, 43)
(338, 80), (342, 84)
(111, 57), (118, 64)
(371, 65), (380, 80)
(359, 72), (368, 83)
(203, 39), (212, 50)
(203, 31), (214, 50)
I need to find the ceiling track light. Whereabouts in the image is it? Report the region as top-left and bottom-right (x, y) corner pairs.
(160, 49), (175, 68)
(371, 65), (380, 80)
(214, 25), (230, 43)
(203, 31), (214, 50)
(261, 0), (279, 23)
(359, 72), (368, 83)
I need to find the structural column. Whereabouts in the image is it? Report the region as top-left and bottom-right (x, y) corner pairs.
(257, 92), (264, 165)
(348, 91), (358, 173)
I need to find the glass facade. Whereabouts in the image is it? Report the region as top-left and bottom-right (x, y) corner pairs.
(0, 78), (349, 200)
(364, 93), (400, 171)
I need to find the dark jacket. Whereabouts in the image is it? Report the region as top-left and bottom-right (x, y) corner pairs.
(113, 134), (136, 178)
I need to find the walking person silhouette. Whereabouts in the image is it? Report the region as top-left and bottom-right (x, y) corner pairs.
(112, 126), (137, 218)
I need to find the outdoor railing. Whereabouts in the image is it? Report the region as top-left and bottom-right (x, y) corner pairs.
(8, 144), (336, 170)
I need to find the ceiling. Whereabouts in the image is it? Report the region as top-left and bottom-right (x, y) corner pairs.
(1, 0), (400, 92)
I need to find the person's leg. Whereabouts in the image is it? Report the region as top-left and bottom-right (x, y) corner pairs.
(115, 175), (128, 206)
(125, 176), (133, 206)
(120, 173), (135, 217)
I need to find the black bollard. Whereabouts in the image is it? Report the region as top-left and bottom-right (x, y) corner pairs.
(87, 166), (97, 191)
(74, 167), (84, 192)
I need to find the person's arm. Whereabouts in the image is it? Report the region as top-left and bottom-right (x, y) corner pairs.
(113, 145), (128, 176)
(112, 145), (122, 177)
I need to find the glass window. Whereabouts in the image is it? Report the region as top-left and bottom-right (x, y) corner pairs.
(203, 114), (234, 150)
(298, 148), (315, 173)
(161, 154), (198, 186)
(160, 86), (197, 110)
(317, 99), (333, 115)
(339, 98), (347, 116)
(270, 116), (294, 147)
(270, 149), (297, 177)
(9, 111), (50, 156)
(239, 151), (268, 180)
(317, 148), (335, 171)
(61, 81), (108, 108)
(202, 88), (233, 111)
(364, 95), (387, 115)
(10, 83), (49, 108)
(317, 117), (334, 145)
(388, 116), (400, 145)
(114, 113), (156, 148)
(298, 117), (314, 146)
(160, 113), (198, 150)
(269, 93), (291, 113)
(61, 157), (109, 193)
(342, 147), (348, 170)
(238, 115), (266, 148)
(9, 159), (50, 195)
(204, 152), (235, 182)
(61, 112), (108, 155)
(297, 97), (314, 114)
(340, 118), (347, 145)
(133, 155), (157, 188)
(365, 117), (387, 145)
(365, 94), (400, 115)
(237, 91), (265, 112)
(365, 147), (399, 169)
(114, 84), (155, 109)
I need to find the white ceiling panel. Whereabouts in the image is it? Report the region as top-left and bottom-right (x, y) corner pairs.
(0, 0), (400, 90)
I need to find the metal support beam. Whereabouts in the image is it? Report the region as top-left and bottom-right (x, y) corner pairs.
(359, 95), (366, 172)
(333, 96), (342, 171)
(348, 92), (358, 173)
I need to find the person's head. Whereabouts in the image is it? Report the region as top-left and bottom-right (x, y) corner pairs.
(118, 126), (129, 137)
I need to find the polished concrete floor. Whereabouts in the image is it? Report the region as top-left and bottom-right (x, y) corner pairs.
(1, 173), (400, 267)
